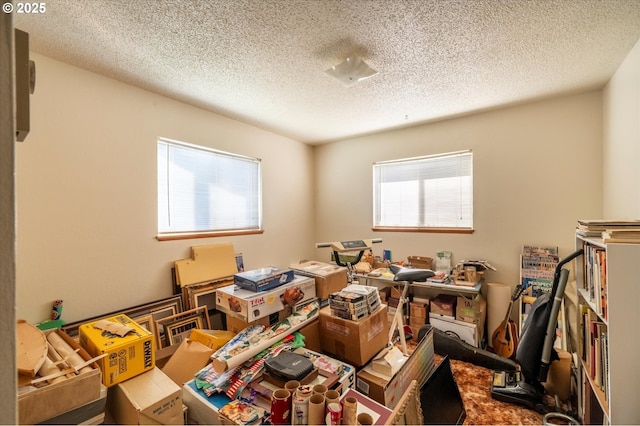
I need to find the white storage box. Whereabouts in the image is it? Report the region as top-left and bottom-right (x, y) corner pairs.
(216, 275), (315, 322)
(429, 313), (482, 347)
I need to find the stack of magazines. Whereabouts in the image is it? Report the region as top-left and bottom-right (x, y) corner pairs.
(577, 219), (640, 242)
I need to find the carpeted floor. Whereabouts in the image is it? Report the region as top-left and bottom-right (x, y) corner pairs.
(441, 355), (545, 425)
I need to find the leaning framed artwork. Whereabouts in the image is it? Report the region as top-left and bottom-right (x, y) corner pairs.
(154, 306), (210, 349)
(165, 315), (205, 346)
(61, 294), (184, 341)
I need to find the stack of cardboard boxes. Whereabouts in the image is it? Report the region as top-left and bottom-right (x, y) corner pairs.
(429, 293), (487, 347)
(79, 314), (185, 425)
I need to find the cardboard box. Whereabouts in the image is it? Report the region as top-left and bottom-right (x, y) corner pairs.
(183, 380), (232, 425)
(161, 339), (214, 386)
(456, 294), (487, 324)
(371, 346), (406, 377)
(298, 318), (322, 353)
(39, 384), (107, 425)
(189, 329), (235, 351)
(319, 304), (389, 367)
(216, 275), (315, 322)
(429, 313), (482, 347)
(430, 294), (456, 317)
(18, 329), (102, 424)
(108, 367), (183, 425)
(409, 301), (428, 319)
(234, 267), (295, 292)
(356, 326), (435, 409)
(225, 313), (272, 334)
(409, 316), (427, 327)
(407, 255), (433, 269)
(289, 260), (348, 299)
(79, 314), (155, 387)
(378, 287), (390, 304)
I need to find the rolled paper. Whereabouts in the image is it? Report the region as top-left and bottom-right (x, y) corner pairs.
(37, 356), (67, 384)
(47, 342), (75, 378)
(341, 396), (358, 426)
(46, 331), (93, 374)
(270, 389), (292, 425)
(308, 394), (325, 426)
(292, 385), (312, 425)
(327, 402), (342, 425)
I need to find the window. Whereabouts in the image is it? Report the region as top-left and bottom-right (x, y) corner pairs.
(157, 138), (262, 239)
(373, 150), (473, 231)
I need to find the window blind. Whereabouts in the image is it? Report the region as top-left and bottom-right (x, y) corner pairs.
(158, 138), (262, 234)
(373, 150), (473, 229)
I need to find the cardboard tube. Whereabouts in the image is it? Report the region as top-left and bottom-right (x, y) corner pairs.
(342, 396), (358, 426)
(47, 342), (75, 378)
(270, 389), (292, 425)
(46, 331), (93, 374)
(487, 282), (512, 346)
(324, 389), (340, 407)
(37, 356), (67, 384)
(308, 394), (325, 426)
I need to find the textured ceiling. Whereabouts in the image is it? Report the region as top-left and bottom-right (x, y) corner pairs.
(14, 0), (640, 144)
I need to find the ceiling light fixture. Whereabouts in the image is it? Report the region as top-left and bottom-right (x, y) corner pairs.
(324, 55), (378, 87)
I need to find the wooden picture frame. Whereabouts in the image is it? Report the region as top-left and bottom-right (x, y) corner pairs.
(192, 287), (217, 311)
(61, 294), (184, 341)
(182, 277), (233, 310)
(154, 306), (211, 349)
(165, 315), (204, 346)
(131, 313), (155, 337)
(390, 380), (422, 425)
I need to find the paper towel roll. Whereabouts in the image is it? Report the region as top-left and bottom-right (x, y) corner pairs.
(487, 282), (512, 346)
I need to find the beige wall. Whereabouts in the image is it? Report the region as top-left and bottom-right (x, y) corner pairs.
(16, 54), (316, 324)
(603, 37), (640, 218)
(313, 92), (603, 285)
(15, 44), (638, 324)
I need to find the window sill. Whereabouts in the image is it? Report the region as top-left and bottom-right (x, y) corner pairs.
(372, 226), (474, 234)
(156, 229), (264, 241)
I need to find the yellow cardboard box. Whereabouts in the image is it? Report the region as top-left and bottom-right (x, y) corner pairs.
(79, 314), (155, 387)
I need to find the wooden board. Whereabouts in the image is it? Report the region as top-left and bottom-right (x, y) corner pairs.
(16, 319), (48, 377)
(175, 243), (237, 286)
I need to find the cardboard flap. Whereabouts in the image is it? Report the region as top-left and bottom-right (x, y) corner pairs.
(162, 339), (214, 386)
(371, 346), (406, 377)
(93, 319), (134, 337)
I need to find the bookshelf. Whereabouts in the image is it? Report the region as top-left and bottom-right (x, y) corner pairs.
(575, 235), (640, 425)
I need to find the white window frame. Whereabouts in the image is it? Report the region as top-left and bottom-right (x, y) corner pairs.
(373, 150), (473, 232)
(157, 138), (262, 240)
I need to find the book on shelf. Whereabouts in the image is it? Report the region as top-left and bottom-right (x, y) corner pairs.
(581, 305), (608, 396)
(582, 243), (607, 320)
